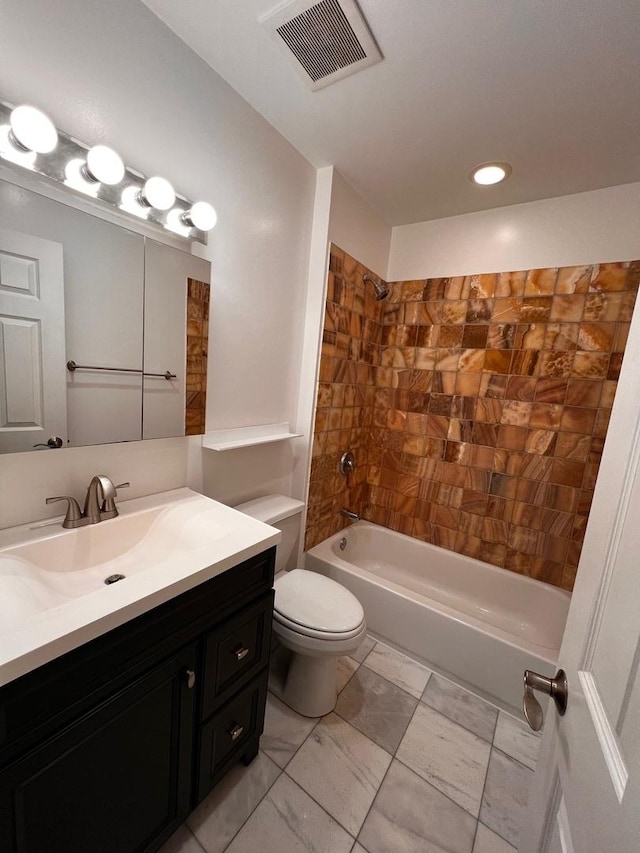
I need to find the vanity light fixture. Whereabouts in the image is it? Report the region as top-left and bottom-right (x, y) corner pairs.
(470, 162), (512, 186)
(0, 98), (215, 244)
(9, 105), (58, 154)
(182, 201), (218, 232)
(138, 176), (176, 211)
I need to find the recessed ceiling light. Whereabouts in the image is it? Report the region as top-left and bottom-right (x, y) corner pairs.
(470, 162), (512, 186)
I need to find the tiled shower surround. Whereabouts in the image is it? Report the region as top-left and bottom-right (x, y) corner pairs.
(306, 245), (639, 591)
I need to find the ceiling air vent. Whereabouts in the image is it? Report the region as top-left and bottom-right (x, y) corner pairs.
(260, 0), (382, 91)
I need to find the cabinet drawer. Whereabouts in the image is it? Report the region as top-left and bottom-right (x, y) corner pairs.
(201, 592), (273, 719)
(197, 672), (268, 802)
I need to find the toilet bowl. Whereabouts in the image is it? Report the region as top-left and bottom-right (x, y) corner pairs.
(234, 494), (367, 717)
(272, 568), (366, 716)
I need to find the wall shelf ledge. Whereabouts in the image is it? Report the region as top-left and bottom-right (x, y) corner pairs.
(201, 423), (302, 451)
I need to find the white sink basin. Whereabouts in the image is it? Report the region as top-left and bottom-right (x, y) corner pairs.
(0, 500), (228, 628)
(0, 488), (280, 686)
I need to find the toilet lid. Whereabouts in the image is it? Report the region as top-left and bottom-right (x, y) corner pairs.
(274, 569), (364, 634)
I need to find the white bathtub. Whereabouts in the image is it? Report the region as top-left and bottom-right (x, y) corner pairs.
(305, 521), (571, 712)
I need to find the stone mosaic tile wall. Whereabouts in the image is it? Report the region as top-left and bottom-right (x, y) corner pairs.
(185, 277), (209, 436)
(306, 250), (382, 547)
(306, 245), (639, 591)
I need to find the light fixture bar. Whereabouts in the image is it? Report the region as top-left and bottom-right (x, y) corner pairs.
(0, 100), (211, 244)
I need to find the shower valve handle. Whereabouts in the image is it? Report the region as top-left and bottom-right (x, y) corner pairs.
(522, 669), (568, 731)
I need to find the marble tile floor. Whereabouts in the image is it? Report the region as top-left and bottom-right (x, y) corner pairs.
(159, 638), (541, 853)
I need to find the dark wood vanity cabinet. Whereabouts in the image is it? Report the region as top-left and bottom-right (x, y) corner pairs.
(0, 547), (275, 853)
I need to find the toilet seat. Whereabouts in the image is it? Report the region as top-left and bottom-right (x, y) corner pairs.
(274, 569), (365, 638)
(273, 609), (365, 641)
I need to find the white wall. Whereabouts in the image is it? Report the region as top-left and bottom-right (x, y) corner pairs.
(388, 182), (640, 280)
(0, 0), (316, 526)
(292, 169), (393, 559)
(329, 172), (392, 279)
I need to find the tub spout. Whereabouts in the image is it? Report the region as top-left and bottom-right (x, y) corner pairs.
(341, 508), (360, 522)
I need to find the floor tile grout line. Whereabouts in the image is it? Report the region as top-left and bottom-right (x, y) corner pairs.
(255, 661), (370, 844)
(361, 643), (434, 699)
(281, 766), (356, 845)
(419, 692), (498, 745)
(396, 666), (494, 823)
(477, 820), (517, 852)
(492, 741), (538, 773)
(285, 701), (396, 842)
(472, 711), (527, 850)
(185, 823), (208, 853)
(361, 634), (526, 725)
(208, 750), (282, 853)
(370, 677), (494, 829)
(393, 750), (485, 824)
(469, 709), (498, 853)
(351, 748), (397, 847)
(357, 659), (426, 702)
(264, 651), (362, 774)
(362, 636), (509, 717)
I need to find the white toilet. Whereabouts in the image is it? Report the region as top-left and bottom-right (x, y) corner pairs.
(235, 494), (367, 717)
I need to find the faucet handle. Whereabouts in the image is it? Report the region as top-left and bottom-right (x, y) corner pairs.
(101, 481), (130, 518)
(45, 496), (84, 529)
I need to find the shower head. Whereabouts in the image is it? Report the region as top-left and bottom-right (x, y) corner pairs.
(363, 273), (389, 300)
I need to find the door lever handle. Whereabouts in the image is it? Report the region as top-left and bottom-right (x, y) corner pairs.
(523, 669), (568, 731)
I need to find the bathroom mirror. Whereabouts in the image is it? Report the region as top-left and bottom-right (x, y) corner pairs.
(0, 179), (210, 453)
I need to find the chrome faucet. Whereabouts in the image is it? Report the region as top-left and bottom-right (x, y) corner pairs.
(83, 475), (117, 524)
(340, 508), (360, 522)
(46, 475), (129, 529)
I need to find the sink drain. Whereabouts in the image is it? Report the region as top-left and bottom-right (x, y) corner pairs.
(104, 574), (126, 585)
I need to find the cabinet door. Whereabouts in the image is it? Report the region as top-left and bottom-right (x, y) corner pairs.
(0, 645), (197, 853)
(197, 672), (268, 803)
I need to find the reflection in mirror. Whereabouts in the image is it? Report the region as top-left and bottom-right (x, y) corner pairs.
(143, 240), (209, 439)
(0, 179), (210, 454)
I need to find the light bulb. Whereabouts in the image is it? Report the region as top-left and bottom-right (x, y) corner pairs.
(84, 145), (125, 185)
(184, 201), (217, 231)
(9, 105), (58, 154)
(470, 162), (512, 186)
(165, 208), (192, 237)
(64, 158), (99, 196)
(0, 124), (36, 168)
(139, 176), (175, 210)
(120, 185), (149, 219)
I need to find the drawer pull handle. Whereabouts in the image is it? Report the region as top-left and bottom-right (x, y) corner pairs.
(183, 669), (196, 689)
(229, 723), (244, 741)
(234, 645), (250, 661)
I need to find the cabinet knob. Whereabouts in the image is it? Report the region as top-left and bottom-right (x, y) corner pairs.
(228, 723), (244, 741)
(183, 669), (196, 689)
(233, 645), (250, 661)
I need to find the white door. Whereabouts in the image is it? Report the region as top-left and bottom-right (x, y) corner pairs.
(520, 303), (640, 851)
(0, 227), (67, 453)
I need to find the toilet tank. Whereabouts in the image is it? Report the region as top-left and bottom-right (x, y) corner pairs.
(234, 494), (305, 574)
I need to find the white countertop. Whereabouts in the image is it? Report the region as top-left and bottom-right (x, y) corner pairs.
(0, 488), (280, 687)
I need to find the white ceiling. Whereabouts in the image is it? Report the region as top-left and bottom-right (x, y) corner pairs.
(141, 0), (640, 226)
